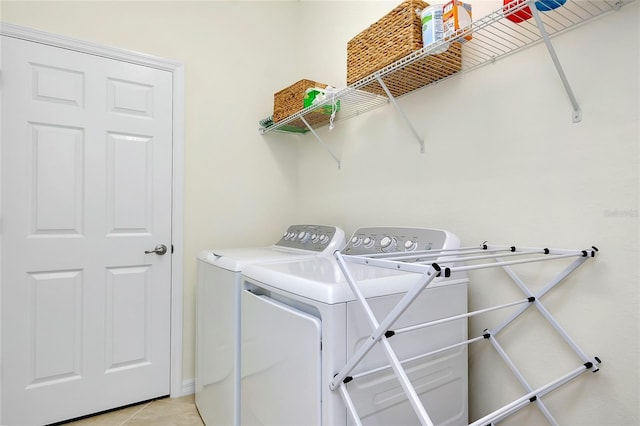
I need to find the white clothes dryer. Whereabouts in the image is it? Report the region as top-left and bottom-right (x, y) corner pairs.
(240, 227), (468, 426)
(195, 224), (345, 426)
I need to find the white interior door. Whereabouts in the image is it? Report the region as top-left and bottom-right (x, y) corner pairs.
(1, 35), (174, 425)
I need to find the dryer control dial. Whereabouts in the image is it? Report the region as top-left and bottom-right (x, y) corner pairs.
(404, 240), (417, 251)
(380, 236), (398, 253)
(351, 236), (363, 247)
(297, 231), (310, 243)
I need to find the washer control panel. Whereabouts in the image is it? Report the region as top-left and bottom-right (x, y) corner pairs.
(275, 224), (345, 253)
(343, 227), (450, 255)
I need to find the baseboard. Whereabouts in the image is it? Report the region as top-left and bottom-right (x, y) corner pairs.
(181, 378), (195, 396)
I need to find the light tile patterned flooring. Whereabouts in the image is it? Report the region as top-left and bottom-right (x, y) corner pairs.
(62, 395), (204, 426)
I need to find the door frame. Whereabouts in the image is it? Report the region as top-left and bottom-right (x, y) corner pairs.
(0, 22), (186, 412)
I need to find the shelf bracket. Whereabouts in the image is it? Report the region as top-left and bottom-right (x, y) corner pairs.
(300, 116), (341, 169)
(375, 74), (425, 153)
(529, 1), (582, 123)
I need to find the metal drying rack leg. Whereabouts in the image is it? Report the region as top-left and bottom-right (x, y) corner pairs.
(492, 256), (600, 369)
(332, 252), (442, 426)
(486, 334), (559, 425)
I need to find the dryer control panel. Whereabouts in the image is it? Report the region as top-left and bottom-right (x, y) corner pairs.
(343, 226), (458, 255)
(275, 224), (345, 253)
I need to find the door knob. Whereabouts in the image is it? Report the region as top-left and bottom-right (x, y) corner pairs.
(145, 244), (168, 255)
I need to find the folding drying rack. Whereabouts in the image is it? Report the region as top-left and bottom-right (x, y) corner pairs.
(333, 243), (600, 426)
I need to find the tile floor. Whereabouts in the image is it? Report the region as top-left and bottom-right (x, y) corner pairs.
(61, 395), (204, 426)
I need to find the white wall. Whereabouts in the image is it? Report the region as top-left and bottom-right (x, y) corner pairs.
(295, 1), (640, 425)
(2, 1), (638, 425)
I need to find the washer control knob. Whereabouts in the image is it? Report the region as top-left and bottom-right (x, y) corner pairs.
(311, 233), (319, 243)
(363, 237), (375, 248)
(319, 234), (329, 244)
(351, 236), (363, 247)
(380, 236), (397, 252)
(297, 231), (310, 243)
(404, 240), (417, 251)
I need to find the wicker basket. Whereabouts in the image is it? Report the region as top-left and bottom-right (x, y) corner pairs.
(347, 0), (462, 97)
(273, 79), (332, 128)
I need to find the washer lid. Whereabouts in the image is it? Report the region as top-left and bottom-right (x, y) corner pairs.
(196, 224), (346, 272)
(198, 247), (321, 272)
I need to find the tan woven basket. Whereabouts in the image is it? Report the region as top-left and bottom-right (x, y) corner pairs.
(357, 42), (463, 98)
(273, 79), (331, 128)
(347, 0), (462, 97)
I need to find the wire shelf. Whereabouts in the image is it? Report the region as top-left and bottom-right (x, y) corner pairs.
(259, 0), (628, 135)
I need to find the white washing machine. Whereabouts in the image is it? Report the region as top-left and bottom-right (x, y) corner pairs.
(240, 227), (468, 426)
(195, 224), (346, 426)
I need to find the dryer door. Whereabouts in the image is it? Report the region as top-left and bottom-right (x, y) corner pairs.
(241, 289), (322, 425)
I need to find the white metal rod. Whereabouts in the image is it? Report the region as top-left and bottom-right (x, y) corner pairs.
(368, 266), (441, 338)
(365, 245), (502, 260)
(469, 364), (590, 426)
(329, 331), (376, 390)
(490, 354), (599, 424)
(414, 249), (545, 265)
(335, 252), (379, 328)
(338, 384), (363, 426)
(490, 256), (589, 336)
(488, 335), (534, 390)
(487, 335), (559, 426)
(533, 298), (597, 368)
(330, 252), (387, 389)
(484, 244), (593, 256)
(451, 252), (584, 273)
(379, 337), (435, 426)
(371, 248), (542, 265)
(340, 254), (445, 277)
(529, 0), (582, 122)
(374, 74), (425, 154)
(352, 335), (485, 380)
(354, 244), (592, 262)
(299, 116), (341, 169)
(488, 399), (530, 425)
(395, 298), (532, 335)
